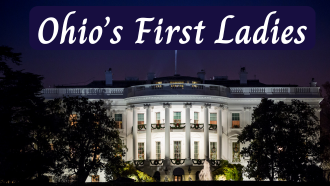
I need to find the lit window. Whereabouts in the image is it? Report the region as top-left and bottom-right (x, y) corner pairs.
(194, 112), (199, 124)
(194, 141), (199, 159)
(232, 113), (240, 128)
(232, 142), (240, 162)
(210, 113), (217, 124)
(138, 142), (144, 160)
(138, 113), (144, 125)
(115, 114), (122, 129)
(69, 114), (77, 126)
(155, 81), (162, 84)
(156, 112), (161, 124)
(174, 141), (181, 159)
(210, 142), (217, 160)
(91, 175), (99, 182)
(156, 142), (161, 159)
(173, 112), (181, 123)
(170, 81), (184, 84)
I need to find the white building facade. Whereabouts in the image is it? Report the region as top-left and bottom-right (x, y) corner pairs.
(42, 68), (322, 182)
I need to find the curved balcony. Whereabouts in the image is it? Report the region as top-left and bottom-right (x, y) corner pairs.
(151, 123), (165, 130)
(170, 123), (185, 129)
(210, 159), (222, 166)
(209, 124), (217, 130)
(133, 160), (145, 166)
(170, 159), (185, 165)
(149, 159), (164, 166)
(127, 83), (228, 97)
(191, 123), (204, 130)
(192, 159), (205, 165)
(137, 124), (146, 131)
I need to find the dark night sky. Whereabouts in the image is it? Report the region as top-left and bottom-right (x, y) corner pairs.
(0, 0), (329, 88)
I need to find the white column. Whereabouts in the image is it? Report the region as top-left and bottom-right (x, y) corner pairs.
(216, 106), (222, 160)
(145, 104), (151, 161)
(163, 103), (171, 165)
(184, 103), (192, 165)
(131, 105), (137, 160)
(244, 107), (251, 128)
(204, 103), (211, 160)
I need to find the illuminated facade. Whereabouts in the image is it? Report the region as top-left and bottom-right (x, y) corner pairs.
(41, 68), (322, 182)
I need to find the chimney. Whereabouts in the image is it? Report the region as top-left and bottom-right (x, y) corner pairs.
(239, 67), (248, 84)
(197, 69), (206, 81)
(309, 78), (317, 87)
(147, 72), (155, 81)
(105, 68), (113, 86)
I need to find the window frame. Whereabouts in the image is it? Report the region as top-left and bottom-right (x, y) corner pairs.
(194, 112), (199, 124)
(138, 113), (145, 125)
(138, 142), (145, 160)
(194, 141), (199, 159)
(173, 141), (181, 159)
(210, 142), (217, 160)
(231, 112), (240, 128)
(210, 113), (217, 124)
(173, 112), (181, 123)
(156, 141), (161, 159)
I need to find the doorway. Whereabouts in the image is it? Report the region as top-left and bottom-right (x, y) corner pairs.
(173, 167), (184, 182)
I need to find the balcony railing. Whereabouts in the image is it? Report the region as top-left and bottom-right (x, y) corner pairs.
(137, 124), (146, 131)
(170, 123), (186, 129)
(149, 159), (164, 166)
(127, 83), (228, 97)
(191, 123), (204, 130)
(229, 87), (320, 95)
(210, 159), (222, 166)
(41, 88), (124, 96)
(151, 123), (165, 130)
(209, 124), (217, 130)
(133, 160), (145, 166)
(192, 159), (205, 165)
(170, 159), (185, 165)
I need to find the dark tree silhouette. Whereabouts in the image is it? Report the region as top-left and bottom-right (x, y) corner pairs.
(0, 46), (53, 183)
(320, 82), (330, 180)
(238, 98), (320, 181)
(47, 96), (125, 183)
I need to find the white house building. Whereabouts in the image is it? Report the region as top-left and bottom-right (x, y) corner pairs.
(41, 67), (322, 182)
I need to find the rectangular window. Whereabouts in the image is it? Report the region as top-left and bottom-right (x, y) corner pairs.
(156, 112), (161, 124)
(138, 142), (144, 160)
(194, 141), (199, 159)
(194, 112), (199, 124)
(174, 141), (181, 159)
(210, 113), (217, 124)
(91, 175), (99, 182)
(210, 142), (217, 160)
(232, 113), (240, 128)
(156, 142), (161, 159)
(173, 112), (181, 123)
(232, 142), (240, 162)
(138, 113), (144, 125)
(115, 114), (122, 129)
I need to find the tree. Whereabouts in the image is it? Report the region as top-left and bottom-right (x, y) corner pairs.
(47, 96), (125, 183)
(320, 82), (330, 180)
(238, 98), (320, 181)
(104, 162), (155, 182)
(0, 46), (53, 183)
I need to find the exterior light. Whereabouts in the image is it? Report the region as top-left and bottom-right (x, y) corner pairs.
(188, 166), (191, 175)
